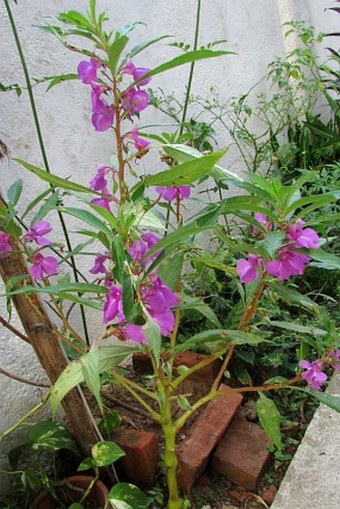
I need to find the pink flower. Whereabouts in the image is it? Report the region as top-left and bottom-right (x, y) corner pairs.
(266, 248), (310, 280)
(328, 349), (340, 370)
(122, 87), (149, 115)
(125, 126), (150, 151)
(299, 359), (327, 390)
(128, 231), (161, 266)
(0, 231), (12, 258)
(77, 58), (101, 85)
(286, 219), (321, 249)
(156, 186), (191, 201)
(253, 213), (272, 234)
(90, 196), (112, 211)
(141, 274), (179, 335)
(236, 254), (263, 283)
(29, 253), (58, 280)
(103, 284), (125, 324)
(90, 252), (110, 275)
(122, 61), (151, 86)
(24, 221), (53, 246)
(89, 164), (113, 193)
(125, 323), (148, 344)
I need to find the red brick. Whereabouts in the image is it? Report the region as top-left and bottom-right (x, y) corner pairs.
(173, 351), (222, 384)
(132, 352), (153, 374)
(212, 414), (271, 490)
(262, 485), (278, 505)
(110, 429), (159, 488)
(177, 387), (243, 493)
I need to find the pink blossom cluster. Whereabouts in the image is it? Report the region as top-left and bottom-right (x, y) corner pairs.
(89, 163), (116, 211)
(77, 57), (151, 148)
(237, 214), (321, 283)
(299, 349), (340, 390)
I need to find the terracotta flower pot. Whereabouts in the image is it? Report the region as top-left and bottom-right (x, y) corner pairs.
(29, 475), (109, 509)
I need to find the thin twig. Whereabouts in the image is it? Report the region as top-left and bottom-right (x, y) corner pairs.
(0, 315), (30, 343)
(102, 389), (156, 421)
(0, 366), (50, 388)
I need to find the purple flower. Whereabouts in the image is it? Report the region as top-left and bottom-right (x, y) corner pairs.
(141, 274), (179, 335)
(122, 61), (151, 86)
(286, 219), (321, 249)
(29, 253), (58, 280)
(328, 349), (340, 370)
(125, 323), (148, 344)
(266, 248), (310, 280)
(236, 254), (263, 283)
(156, 186), (191, 201)
(90, 253), (110, 275)
(128, 231), (161, 266)
(103, 284), (125, 324)
(91, 96), (114, 132)
(125, 126), (150, 151)
(89, 164), (113, 193)
(77, 58), (101, 85)
(299, 359), (327, 390)
(90, 196), (112, 211)
(0, 231), (12, 258)
(24, 221), (53, 246)
(122, 87), (149, 115)
(253, 213), (272, 234)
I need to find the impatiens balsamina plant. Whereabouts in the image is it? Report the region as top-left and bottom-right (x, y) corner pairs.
(1, 1), (340, 508)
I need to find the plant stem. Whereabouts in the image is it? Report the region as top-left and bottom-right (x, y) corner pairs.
(0, 314), (30, 343)
(0, 366), (50, 388)
(157, 374), (183, 509)
(0, 394), (49, 442)
(3, 0), (90, 344)
(179, 0), (202, 134)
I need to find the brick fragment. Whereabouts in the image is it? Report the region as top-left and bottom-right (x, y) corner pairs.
(177, 387), (243, 493)
(262, 484), (278, 505)
(110, 429), (159, 488)
(212, 414), (271, 490)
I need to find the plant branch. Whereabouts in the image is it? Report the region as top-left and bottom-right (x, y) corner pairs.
(0, 315), (30, 343)
(0, 366), (50, 388)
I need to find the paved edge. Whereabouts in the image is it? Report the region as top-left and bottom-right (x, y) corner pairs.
(271, 373), (340, 509)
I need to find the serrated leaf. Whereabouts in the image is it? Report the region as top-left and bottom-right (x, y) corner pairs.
(270, 282), (319, 313)
(256, 393), (282, 451)
(65, 207), (112, 237)
(270, 320), (326, 337)
(109, 482), (148, 509)
(92, 441), (125, 467)
(308, 249), (340, 270)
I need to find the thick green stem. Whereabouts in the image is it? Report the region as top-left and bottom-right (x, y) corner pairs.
(157, 374), (183, 509)
(3, 0), (90, 344)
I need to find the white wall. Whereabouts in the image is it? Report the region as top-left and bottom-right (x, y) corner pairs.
(0, 0), (338, 496)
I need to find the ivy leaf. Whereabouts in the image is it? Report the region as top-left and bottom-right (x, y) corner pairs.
(92, 441), (125, 467)
(109, 483), (148, 509)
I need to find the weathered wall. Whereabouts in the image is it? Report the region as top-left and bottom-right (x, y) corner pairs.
(0, 0), (338, 495)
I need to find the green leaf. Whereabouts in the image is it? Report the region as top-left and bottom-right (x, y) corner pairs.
(27, 420), (79, 454)
(176, 293), (222, 328)
(50, 346), (137, 415)
(77, 457), (95, 471)
(109, 483), (148, 509)
(177, 395), (193, 411)
(46, 73), (79, 91)
(59, 293), (103, 311)
(92, 441), (125, 467)
(270, 320), (326, 337)
(269, 282), (319, 313)
(58, 10), (92, 30)
(65, 207), (112, 237)
(256, 393), (282, 451)
(14, 159), (97, 194)
(68, 504), (84, 509)
(308, 249), (340, 270)
(127, 35), (172, 60)
(31, 191), (60, 224)
(157, 250), (184, 289)
(176, 329), (266, 352)
(98, 411), (122, 434)
(144, 314), (162, 365)
(21, 188), (52, 221)
(8, 282), (108, 297)
(162, 143), (242, 182)
(7, 180), (23, 207)
(80, 347), (103, 412)
(144, 149), (226, 187)
(132, 49), (233, 85)
(109, 35), (129, 76)
(286, 194), (335, 216)
(258, 232), (285, 258)
(290, 387), (340, 412)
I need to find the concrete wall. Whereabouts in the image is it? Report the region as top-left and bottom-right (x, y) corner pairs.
(0, 0), (338, 495)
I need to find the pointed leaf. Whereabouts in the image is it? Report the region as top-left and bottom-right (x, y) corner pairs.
(291, 387), (340, 412)
(7, 282), (108, 297)
(7, 179), (23, 207)
(46, 73), (79, 92)
(92, 441), (125, 467)
(109, 483), (148, 509)
(65, 207), (112, 237)
(109, 35), (129, 75)
(127, 35), (172, 60)
(14, 159), (97, 194)
(256, 392), (282, 451)
(80, 347), (103, 412)
(308, 249), (340, 270)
